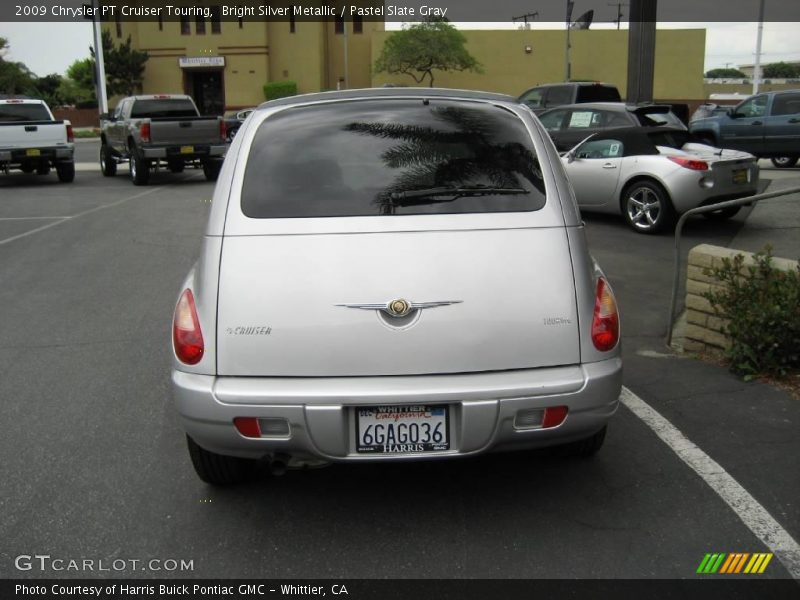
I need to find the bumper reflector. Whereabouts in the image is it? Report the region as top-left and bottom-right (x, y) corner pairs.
(514, 406), (568, 430)
(234, 417), (291, 438)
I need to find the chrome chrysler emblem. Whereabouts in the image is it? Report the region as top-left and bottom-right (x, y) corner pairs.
(336, 299), (462, 318)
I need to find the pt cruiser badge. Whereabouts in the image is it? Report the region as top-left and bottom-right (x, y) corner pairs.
(336, 299), (462, 318)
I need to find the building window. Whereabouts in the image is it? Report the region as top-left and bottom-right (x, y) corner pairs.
(238, 17), (243, 29)
(115, 14), (122, 38)
(289, 13), (296, 33)
(211, 7), (221, 34)
(335, 16), (344, 34)
(158, 15), (163, 31)
(196, 16), (206, 35)
(180, 15), (190, 35)
(353, 15), (363, 34)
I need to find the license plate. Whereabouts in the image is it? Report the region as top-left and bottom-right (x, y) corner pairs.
(180, 145), (194, 154)
(355, 405), (449, 454)
(732, 168), (748, 184)
(26, 149), (41, 157)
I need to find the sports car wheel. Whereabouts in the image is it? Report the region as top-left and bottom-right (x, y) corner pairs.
(622, 181), (675, 234)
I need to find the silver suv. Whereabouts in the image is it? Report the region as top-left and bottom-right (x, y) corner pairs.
(171, 88), (622, 485)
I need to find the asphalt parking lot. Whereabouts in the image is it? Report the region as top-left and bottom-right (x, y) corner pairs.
(1, 139), (798, 581)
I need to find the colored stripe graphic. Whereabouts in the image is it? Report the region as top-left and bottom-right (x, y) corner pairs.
(699, 553), (773, 574)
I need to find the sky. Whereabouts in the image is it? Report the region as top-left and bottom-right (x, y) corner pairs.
(0, 20), (798, 78)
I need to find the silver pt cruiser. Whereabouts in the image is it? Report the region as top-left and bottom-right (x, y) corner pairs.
(171, 88), (622, 484)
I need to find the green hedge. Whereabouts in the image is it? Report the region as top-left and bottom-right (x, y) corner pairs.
(263, 80), (297, 101)
(703, 247), (800, 379)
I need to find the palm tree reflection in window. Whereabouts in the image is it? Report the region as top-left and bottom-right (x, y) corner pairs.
(343, 105), (545, 214)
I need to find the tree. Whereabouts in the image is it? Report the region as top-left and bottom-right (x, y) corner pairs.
(762, 62), (800, 78)
(374, 18), (482, 88)
(101, 30), (148, 96)
(35, 73), (64, 107)
(0, 37), (38, 96)
(59, 58), (97, 106)
(704, 67), (746, 78)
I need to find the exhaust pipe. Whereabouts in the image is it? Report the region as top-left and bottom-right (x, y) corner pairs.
(269, 453), (290, 476)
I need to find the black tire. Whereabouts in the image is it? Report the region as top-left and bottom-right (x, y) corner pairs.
(36, 163), (51, 176)
(202, 160), (222, 182)
(168, 160), (185, 173)
(186, 436), (256, 485)
(227, 127), (239, 142)
(702, 205), (741, 220)
(100, 143), (117, 176)
(621, 180), (675, 234)
(129, 148), (149, 186)
(771, 157), (798, 168)
(56, 162), (75, 183)
(557, 426), (607, 457)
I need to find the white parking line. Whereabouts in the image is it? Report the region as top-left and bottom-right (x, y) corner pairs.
(0, 187), (163, 246)
(620, 386), (800, 579)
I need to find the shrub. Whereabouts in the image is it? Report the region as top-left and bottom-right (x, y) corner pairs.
(702, 247), (800, 379)
(263, 80), (297, 101)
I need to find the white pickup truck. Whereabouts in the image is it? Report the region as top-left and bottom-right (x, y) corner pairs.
(0, 98), (75, 182)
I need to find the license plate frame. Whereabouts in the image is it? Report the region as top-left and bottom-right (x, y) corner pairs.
(732, 168), (748, 184)
(179, 145), (195, 154)
(26, 149), (41, 157)
(355, 405), (450, 454)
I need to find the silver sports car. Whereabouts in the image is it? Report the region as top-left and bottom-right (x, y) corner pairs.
(171, 88), (622, 485)
(560, 127), (759, 233)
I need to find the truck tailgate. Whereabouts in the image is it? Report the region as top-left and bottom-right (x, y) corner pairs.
(148, 118), (221, 145)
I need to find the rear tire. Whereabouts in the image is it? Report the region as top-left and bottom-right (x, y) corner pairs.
(621, 180), (675, 234)
(771, 157), (798, 168)
(100, 143), (117, 176)
(130, 149), (149, 186)
(56, 162), (75, 183)
(202, 160), (222, 182)
(186, 436), (256, 485)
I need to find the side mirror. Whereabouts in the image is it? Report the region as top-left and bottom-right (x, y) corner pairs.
(566, 149), (577, 164)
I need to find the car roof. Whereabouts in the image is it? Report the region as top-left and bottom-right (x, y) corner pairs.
(540, 102), (673, 112)
(256, 88), (517, 110)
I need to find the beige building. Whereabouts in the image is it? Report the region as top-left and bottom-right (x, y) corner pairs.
(105, 11), (707, 113)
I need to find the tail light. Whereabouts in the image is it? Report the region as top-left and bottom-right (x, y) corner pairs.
(591, 278), (619, 351)
(219, 119), (227, 142)
(173, 289), (204, 365)
(65, 123), (74, 143)
(139, 122), (151, 143)
(668, 156), (708, 171)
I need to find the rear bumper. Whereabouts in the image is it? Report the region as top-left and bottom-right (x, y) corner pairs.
(0, 145), (74, 163)
(172, 359), (622, 462)
(141, 144), (226, 159)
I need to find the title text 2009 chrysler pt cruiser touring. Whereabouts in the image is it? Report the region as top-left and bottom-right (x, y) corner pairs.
(171, 89), (622, 485)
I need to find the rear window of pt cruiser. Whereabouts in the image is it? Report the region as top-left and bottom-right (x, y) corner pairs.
(240, 99), (547, 218)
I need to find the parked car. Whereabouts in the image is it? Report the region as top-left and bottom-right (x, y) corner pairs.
(689, 89), (800, 168)
(171, 88), (622, 485)
(223, 107), (255, 142)
(560, 127), (759, 233)
(0, 98), (75, 182)
(99, 94), (227, 185)
(537, 102), (686, 152)
(518, 82), (621, 114)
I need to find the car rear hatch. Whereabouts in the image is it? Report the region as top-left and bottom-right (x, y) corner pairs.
(215, 97), (581, 377)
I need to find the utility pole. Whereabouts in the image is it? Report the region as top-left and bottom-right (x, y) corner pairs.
(512, 11), (539, 29)
(608, 2), (628, 29)
(753, 0), (765, 94)
(343, 16), (350, 89)
(85, 0), (108, 114)
(565, 1), (574, 81)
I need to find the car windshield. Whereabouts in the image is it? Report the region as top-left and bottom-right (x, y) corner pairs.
(241, 99), (547, 218)
(130, 99), (198, 119)
(0, 103), (51, 122)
